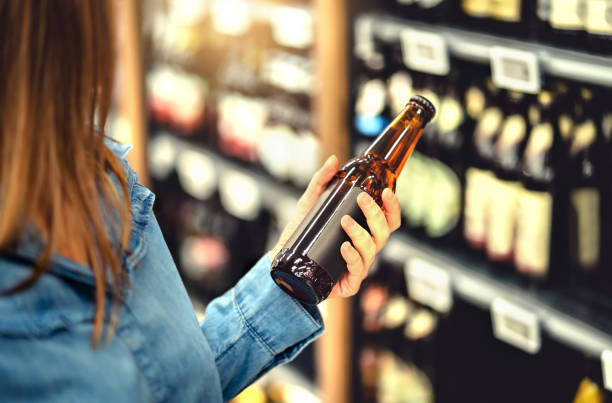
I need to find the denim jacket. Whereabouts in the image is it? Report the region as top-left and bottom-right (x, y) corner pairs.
(0, 139), (323, 402)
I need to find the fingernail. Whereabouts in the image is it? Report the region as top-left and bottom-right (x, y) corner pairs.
(325, 154), (337, 166)
(383, 188), (393, 201)
(358, 192), (372, 206)
(342, 215), (354, 228)
(341, 241), (351, 252)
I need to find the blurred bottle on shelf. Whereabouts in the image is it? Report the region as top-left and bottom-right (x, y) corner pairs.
(425, 75), (466, 243)
(584, 0), (612, 55)
(547, 0), (586, 50)
(600, 101), (612, 289)
(486, 91), (529, 267)
(354, 77), (391, 138)
(147, 66), (209, 137)
(271, 96), (436, 304)
(490, 0), (534, 38)
(396, 74), (440, 237)
(460, 0), (494, 31)
(514, 91), (564, 283)
(567, 88), (603, 285)
(464, 78), (503, 251)
(396, 0), (450, 23)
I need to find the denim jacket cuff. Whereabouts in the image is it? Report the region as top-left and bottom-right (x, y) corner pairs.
(232, 253), (324, 361)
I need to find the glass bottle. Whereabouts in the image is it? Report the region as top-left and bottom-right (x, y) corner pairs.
(568, 88), (603, 284)
(464, 78), (503, 250)
(514, 91), (561, 281)
(486, 91), (529, 266)
(270, 96), (436, 304)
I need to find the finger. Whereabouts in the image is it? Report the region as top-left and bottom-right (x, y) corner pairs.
(382, 188), (402, 231)
(341, 215), (376, 273)
(298, 154), (338, 209)
(341, 241), (363, 276)
(357, 192), (389, 252)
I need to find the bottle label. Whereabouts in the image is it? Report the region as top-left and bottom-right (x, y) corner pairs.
(570, 188), (600, 270)
(397, 152), (431, 228)
(464, 167), (495, 246)
(462, 0), (491, 17)
(585, 0), (612, 35)
(465, 86), (486, 120)
(487, 179), (522, 258)
(550, 0), (585, 30)
(290, 131), (321, 188)
(491, 0), (522, 22)
(424, 160), (462, 238)
(285, 180), (369, 282)
(257, 124), (296, 181)
(438, 97), (465, 133)
(356, 79), (387, 117)
(515, 189), (553, 276)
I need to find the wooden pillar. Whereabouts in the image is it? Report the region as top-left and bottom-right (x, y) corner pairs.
(314, 1), (351, 403)
(116, 0), (148, 186)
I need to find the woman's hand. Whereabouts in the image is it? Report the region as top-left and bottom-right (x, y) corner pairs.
(270, 155), (402, 299)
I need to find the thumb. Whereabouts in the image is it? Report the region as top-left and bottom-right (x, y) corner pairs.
(298, 154), (339, 210)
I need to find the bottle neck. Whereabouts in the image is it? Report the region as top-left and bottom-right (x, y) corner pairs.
(363, 103), (428, 175)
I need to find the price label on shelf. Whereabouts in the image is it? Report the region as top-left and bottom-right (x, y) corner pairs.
(400, 29), (450, 76)
(601, 350), (612, 391)
(405, 257), (452, 313)
(491, 297), (540, 354)
(490, 46), (541, 94)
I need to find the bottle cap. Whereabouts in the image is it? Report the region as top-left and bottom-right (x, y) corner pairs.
(409, 95), (436, 122)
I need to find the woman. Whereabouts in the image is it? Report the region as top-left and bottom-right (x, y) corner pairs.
(0, 2), (401, 402)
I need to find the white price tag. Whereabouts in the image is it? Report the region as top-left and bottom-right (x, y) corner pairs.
(490, 46), (541, 94)
(400, 29), (450, 76)
(491, 297), (540, 354)
(601, 350), (612, 391)
(405, 257), (453, 313)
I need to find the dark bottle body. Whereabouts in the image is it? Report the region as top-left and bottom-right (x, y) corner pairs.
(567, 89), (603, 287)
(486, 91), (529, 266)
(514, 91), (563, 284)
(463, 80), (503, 251)
(271, 97), (435, 304)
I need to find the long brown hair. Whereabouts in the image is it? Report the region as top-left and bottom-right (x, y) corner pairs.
(0, 1), (131, 345)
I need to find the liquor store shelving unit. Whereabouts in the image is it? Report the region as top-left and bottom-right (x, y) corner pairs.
(347, 5), (612, 403)
(354, 11), (612, 357)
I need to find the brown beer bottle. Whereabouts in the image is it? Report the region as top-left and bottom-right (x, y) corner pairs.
(270, 96), (436, 304)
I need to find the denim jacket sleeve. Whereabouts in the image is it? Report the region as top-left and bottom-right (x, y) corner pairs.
(202, 254), (324, 401)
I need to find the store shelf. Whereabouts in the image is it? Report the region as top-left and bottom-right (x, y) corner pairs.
(358, 13), (612, 88)
(151, 133), (302, 211)
(381, 232), (612, 358)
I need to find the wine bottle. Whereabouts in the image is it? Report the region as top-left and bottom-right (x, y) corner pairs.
(514, 91), (560, 281)
(486, 91), (529, 265)
(548, 0), (586, 50)
(270, 96), (436, 304)
(425, 75), (466, 243)
(584, 0), (612, 55)
(464, 79), (503, 250)
(568, 88), (602, 284)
